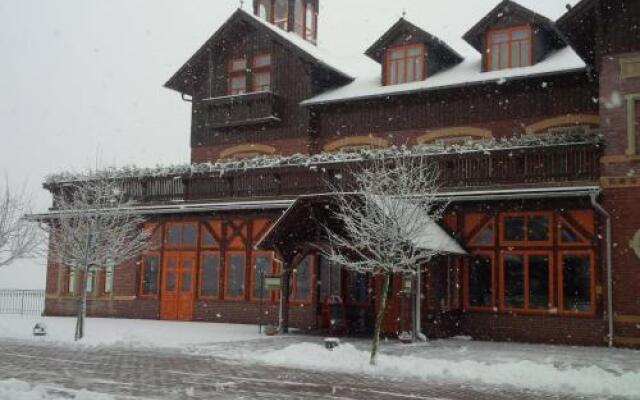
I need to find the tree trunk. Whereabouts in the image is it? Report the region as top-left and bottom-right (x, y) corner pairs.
(370, 272), (391, 365)
(74, 270), (88, 341)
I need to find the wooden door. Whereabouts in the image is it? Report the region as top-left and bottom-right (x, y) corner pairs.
(177, 252), (196, 320)
(160, 251), (195, 321)
(160, 252), (179, 320)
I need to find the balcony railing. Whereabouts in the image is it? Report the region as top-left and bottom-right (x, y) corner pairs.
(203, 91), (282, 129)
(106, 143), (600, 204)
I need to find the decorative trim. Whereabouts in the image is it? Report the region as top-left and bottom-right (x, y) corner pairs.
(615, 314), (640, 324)
(219, 144), (277, 159)
(600, 176), (640, 188)
(323, 136), (389, 151)
(620, 56), (640, 80)
(525, 114), (599, 134)
(614, 336), (640, 346)
(416, 127), (493, 144)
(600, 154), (640, 164)
(112, 296), (137, 301)
(625, 94), (640, 156)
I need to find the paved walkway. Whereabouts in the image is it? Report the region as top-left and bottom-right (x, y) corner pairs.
(0, 339), (626, 400)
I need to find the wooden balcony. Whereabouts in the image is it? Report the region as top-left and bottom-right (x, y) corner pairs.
(203, 91), (282, 129)
(106, 143), (601, 204)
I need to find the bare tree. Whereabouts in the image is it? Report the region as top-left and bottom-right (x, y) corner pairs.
(44, 179), (150, 341)
(322, 157), (465, 365)
(0, 180), (42, 268)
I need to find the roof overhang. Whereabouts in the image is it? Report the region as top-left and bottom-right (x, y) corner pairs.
(26, 199), (295, 222)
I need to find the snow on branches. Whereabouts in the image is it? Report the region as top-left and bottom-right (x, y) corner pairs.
(44, 132), (602, 185)
(0, 182), (41, 267)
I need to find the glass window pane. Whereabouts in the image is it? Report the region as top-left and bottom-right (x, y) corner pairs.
(294, 256), (311, 301)
(415, 58), (424, 80)
(253, 54), (271, 68)
(473, 222), (494, 246)
(305, 4), (315, 39)
(504, 254), (524, 308)
(182, 224), (197, 247)
(563, 254), (592, 311)
(528, 255), (550, 309)
(231, 59), (246, 71)
(253, 71), (271, 91)
(390, 62), (398, 84)
(511, 42), (521, 67)
(253, 255), (271, 298)
(181, 270), (192, 292)
(499, 43), (508, 68)
(491, 45), (500, 70)
(105, 259), (114, 294)
(527, 216), (549, 242)
(231, 76), (246, 93)
(504, 217), (525, 241)
(68, 269), (76, 294)
(407, 47), (421, 57)
(490, 32), (509, 44)
(560, 223), (582, 243)
(167, 225), (181, 246)
(201, 254), (220, 297)
(390, 49), (404, 60)
(143, 255), (160, 294)
(201, 227), (216, 248)
(274, 0), (288, 28)
(397, 60), (405, 83)
(349, 272), (369, 303)
(85, 271), (94, 293)
(469, 255), (493, 307)
(227, 254), (245, 297)
(511, 29), (530, 40)
(166, 258), (177, 292)
(407, 60), (415, 82)
(520, 42), (530, 66)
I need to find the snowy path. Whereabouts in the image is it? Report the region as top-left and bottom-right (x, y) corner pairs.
(0, 339), (607, 400)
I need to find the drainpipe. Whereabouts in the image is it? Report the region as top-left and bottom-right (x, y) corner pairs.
(590, 192), (614, 348)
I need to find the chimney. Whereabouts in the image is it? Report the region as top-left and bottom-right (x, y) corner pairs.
(253, 0), (318, 44)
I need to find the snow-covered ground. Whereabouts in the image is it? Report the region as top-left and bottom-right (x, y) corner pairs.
(0, 315), (267, 349)
(1, 315), (640, 398)
(0, 379), (114, 400)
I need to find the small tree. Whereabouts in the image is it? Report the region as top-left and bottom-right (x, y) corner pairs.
(322, 157), (456, 365)
(0, 180), (41, 268)
(44, 179), (150, 340)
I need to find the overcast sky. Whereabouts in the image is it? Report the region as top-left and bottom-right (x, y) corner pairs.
(0, 0), (575, 289)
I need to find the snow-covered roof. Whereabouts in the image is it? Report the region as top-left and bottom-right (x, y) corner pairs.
(300, 0), (585, 105)
(372, 196), (467, 255)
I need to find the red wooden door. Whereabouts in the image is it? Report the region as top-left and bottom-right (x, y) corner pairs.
(160, 253), (179, 320)
(160, 252), (195, 320)
(177, 252), (196, 321)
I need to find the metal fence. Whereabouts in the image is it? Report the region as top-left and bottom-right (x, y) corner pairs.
(0, 290), (45, 315)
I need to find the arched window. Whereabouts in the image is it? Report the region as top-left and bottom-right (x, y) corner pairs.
(219, 144), (277, 160)
(305, 2), (316, 43)
(274, 0), (288, 30)
(294, 0), (305, 36)
(525, 114), (599, 135)
(416, 127), (493, 145)
(323, 136), (389, 152)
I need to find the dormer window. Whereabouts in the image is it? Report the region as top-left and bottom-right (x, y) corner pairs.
(385, 44), (425, 85)
(486, 25), (532, 71)
(228, 58), (247, 95)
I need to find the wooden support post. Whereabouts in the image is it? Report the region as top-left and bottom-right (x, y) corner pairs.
(279, 263), (291, 333)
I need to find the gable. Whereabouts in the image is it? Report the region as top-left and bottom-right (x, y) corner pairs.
(164, 8), (353, 96)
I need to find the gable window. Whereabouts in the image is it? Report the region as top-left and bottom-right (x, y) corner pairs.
(252, 53), (272, 92)
(487, 25), (532, 71)
(274, 0), (288, 30)
(228, 58), (247, 95)
(385, 44), (425, 85)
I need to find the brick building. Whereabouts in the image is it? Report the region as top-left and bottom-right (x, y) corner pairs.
(39, 0), (640, 347)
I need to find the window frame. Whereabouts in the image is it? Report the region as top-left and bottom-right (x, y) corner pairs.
(227, 57), (248, 95)
(139, 251), (161, 298)
(464, 250), (496, 311)
(498, 250), (554, 314)
(198, 250), (221, 300)
(273, 0), (289, 30)
(250, 251), (274, 302)
(251, 53), (272, 93)
(558, 250), (596, 317)
(486, 24), (533, 71)
(224, 251), (246, 301)
(499, 211), (553, 247)
(384, 43), (426, 86)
